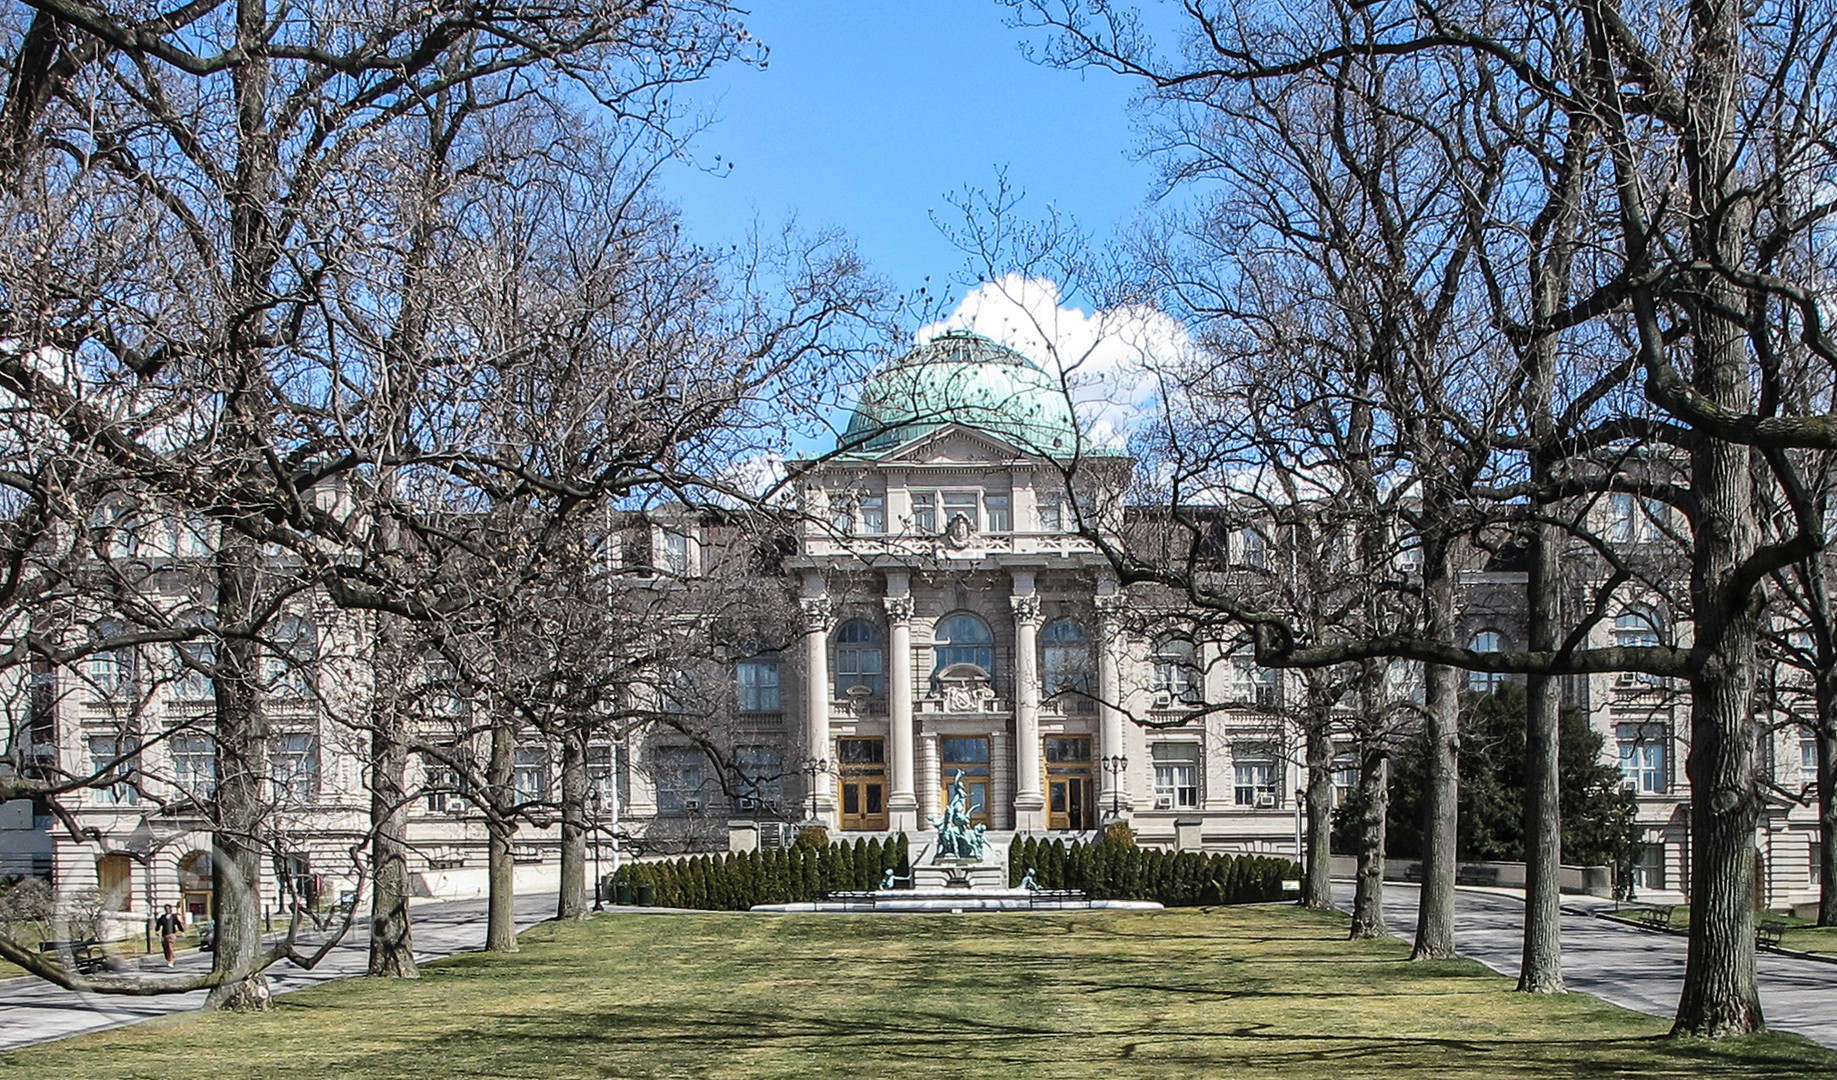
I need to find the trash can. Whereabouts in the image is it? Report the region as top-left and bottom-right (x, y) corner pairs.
(614, 880), (632, 905)
(634, 883), (655, 907)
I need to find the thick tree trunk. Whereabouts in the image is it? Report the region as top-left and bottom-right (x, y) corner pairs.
(1819, 724), (1836, 927)
(1412, 530), (1460, 961)
(206, 540), (272, 1011)
(1519, 528), (1565, 992)
(1302, 702), (1335, 910)
(485, 706), (519, 953)
(1351, 749), (1389, 940)
(557, 728), (589, 920)
(366, 618), (417, 977)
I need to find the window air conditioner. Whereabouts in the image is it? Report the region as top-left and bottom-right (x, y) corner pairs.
(736, 796), (759, 812)
(1154, 795), (1174, 810)
(681, 798), (702, 812)
(1255, 792), (1276, 809)
(1153, 691), (1174, 707)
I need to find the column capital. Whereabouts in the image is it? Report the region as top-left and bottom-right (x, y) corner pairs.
(1010, 594), (1042, 625)
(799, 596), (831, 632)
(1093, 592), (1126, 626)
(883, 595), (915, 624)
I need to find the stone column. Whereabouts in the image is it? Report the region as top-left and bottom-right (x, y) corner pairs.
(885, 582), (918, 831)
(1095, 589), (1132, 818)
(1011, 578), (1045, 832)
(800, 589), (836, 825)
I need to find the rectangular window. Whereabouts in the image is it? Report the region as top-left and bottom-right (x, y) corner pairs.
(737, 656), (781, 712)
(859, 495), (886, 534)
(586, 743), (615, 813)
(1633, 843), (1666, 891)
(1804, 732), (1821, 782)
(1233, 753), (1280, 808)
(911, 491), (938, 533)
(984, 494), (1011, 532)
(1617, 723), (1668, 794)
(734, 745), (784, 808)
(1037, 498), (1062, 532)
(424, 753), (459, 813)
(839, 737), (886, 765)
(1813, 843), (1824, 888)
(661, 531), (691, 575)
(827, 490), (854, 533)
(88, 734), (139, 805)
(1331, 753), (1360, 805)
(170, 734), (217, 802)
(270, 731), (321, 804)
(942, 491), (979, 531)
(1044, 736), (1092, 763)
(514, 746), (549, 804)
(655, 746), (705, 814)
(1152, 742), (1200, 809)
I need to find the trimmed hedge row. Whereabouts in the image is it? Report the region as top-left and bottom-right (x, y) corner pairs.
(607, 835), (911, 911)
(1008, 836), (1296, 906)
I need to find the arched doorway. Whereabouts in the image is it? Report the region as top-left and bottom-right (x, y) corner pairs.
(177, 850), (213, 920)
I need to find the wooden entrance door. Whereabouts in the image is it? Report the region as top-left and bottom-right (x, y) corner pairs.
(1045, 735), (1095, 831)
(838, 737), (888, 831)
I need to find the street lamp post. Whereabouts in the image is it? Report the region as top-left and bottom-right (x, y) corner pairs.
(803, 757), (829, 822)
(1101, 755), (1128, 820)
(590, 787), (604, 911)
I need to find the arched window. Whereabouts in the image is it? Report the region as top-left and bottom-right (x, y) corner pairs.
(1614, 607), (1664, 686)
(1041, 619), (1093, 696)
(267, 614), (317, 698)
(933, 613), (994, 677)
(1152, 637), (1201, 704)
(1467, 629), (1508, 694)
(834, 619), (885, 697)
(172, 611), (216, 701)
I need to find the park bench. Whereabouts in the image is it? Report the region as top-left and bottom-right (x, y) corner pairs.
(1632, 905), (1675, 931)
(1757, 920), (1788, 952)
(38, 939), (105, 974)
(1455, 865), (1502, 887)
(1025, 890), (1085, 909)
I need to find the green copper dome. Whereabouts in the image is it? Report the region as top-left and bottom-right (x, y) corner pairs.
(841, 330), (1081, 454)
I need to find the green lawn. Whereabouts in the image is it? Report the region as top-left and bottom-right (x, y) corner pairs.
(3, 906), (1833, 1079)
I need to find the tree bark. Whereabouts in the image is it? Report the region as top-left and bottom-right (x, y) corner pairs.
(485, 698), (519, 953)
(557, 726), (589, 920)
(1819, 723), (1836, 927)
(1302, 697), (1335, 910)
(1351, 748), (1389, 939)
(1519, 523), (1565, 991)
(1412, 529), (1460, 960)
(366, 616), (416, 978)
(206, 537), (273, 1011)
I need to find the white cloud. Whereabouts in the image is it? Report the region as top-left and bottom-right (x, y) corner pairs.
(917, 275), (1191, 449)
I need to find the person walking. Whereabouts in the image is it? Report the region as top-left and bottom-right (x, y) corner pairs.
(154, 905), (184, 965)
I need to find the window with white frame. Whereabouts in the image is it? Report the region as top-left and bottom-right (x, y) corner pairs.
(1632, 843), (1666, 891)
(1037, 497), (1063, 532)
(985, 493), (1012, 532)
(423, 748), (462, 813)
(932, 613), (994, 677)
(1233, 752), (1281, 808)
(859, 494), (886, 534)
(1331, 752), (1360, 805)
(654, 746), (706, 814)
(172, 611), (216, 701)
(834, 620), (886, 697)
(170, 733), (216, 802)
(660, 530), (691, 575)
(1803, 729), (1821, 783)
(87, 733), (139, 805)
(1151, 742), (1201, 810)
(586, 743), (616, 812)
(270, 730), (321, 804)
(87, 622), (138, 702)
(1229, 654), (1277, 709)
(827, 490), (855, 533)
(911, 490), (939, 533)
(1614, 607), (1665, 686)
(1617, 722), (1668, 794)
(266, 613), (316, 698)
(1467, 629), (1508, 693)
(941, 491), (980, 531)
(1240, 528), (1269, 570)
(1152, 637), (1201, 704)
(737, 654), (781, 712)
(514, 746), (549, 804)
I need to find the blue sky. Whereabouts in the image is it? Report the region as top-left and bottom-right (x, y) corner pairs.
(660, 1), (1167, 305)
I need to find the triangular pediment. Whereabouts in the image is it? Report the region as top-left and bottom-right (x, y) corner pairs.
(876, 423), (1041, 466)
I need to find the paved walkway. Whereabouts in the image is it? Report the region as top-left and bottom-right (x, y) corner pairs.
(0, 892), (560, 1052)
(1333, 881), (1837, 1049)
